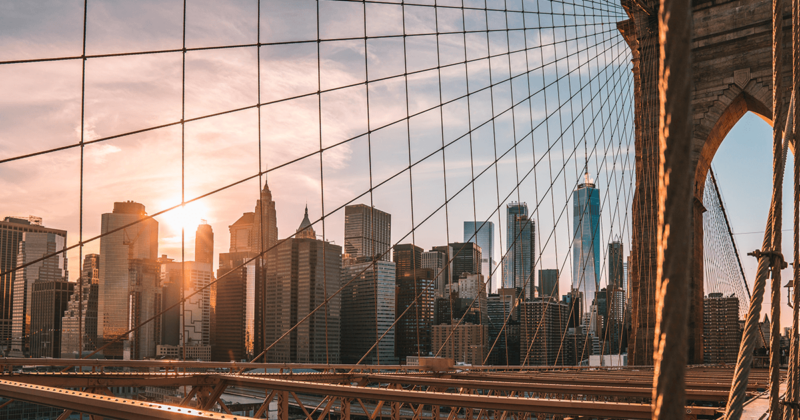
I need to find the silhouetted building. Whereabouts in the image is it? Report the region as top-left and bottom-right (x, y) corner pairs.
(563, 289), (583, 328)
(430, 245), (454, 297)
(487, 288), (522, 365)
(564, 327), (591, 366)
(450, 242), (482, 280)
(395, 268), (435, 363)
(98, 201), (158, 358)
(0, 216), (65, 347)
(344, 204), (391, 261)
(538, 269), (559, 300)
(464, 221), (495, 292)
(520, 297), (568, 366)
(229, 213), (255, 253)
(341, 257), (397, 364)
(252, 181), (279, 256)
(212, 252), (257, 361)
(160, 259), (213, 359)
(264, 210), (342, 363)
(503, 203), (535, 299)
(572, 174), (600, 314)
(393, 244), (422, 279)
(10, 228), (68, 357)
(195, 221), (214, 266)
(61, 254), (100, 358)
(608, 241), (624, 290)
(30, 280), (74, 358)
(704, 293), (740, 364)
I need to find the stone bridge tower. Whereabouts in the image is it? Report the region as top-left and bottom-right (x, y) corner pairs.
(619, 0), (792, 365)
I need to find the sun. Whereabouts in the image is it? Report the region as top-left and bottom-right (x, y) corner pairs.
(160, 200), (208, 232)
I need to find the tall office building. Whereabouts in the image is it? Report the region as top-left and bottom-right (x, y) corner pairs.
(704, 293), (740, 364)
(61, 254), (100, 358)
(608, 241), (624, 290)
(539, 269), (559, 300)
(10, 230), (69, 356)
(421, 249), (447, 297)
(213, 252), (258, 361)
(487, 288), (522, 365)
(229, 213), (255, 253)
(340, 257), (397, 364)
(393, 244), (422, 279)
(520, 297), (568, 366)
(252, 181), (279, 256)
(97, 201), (159, 358)
(503, 203), (536, 299)
(344, 204), (391, 261)
(195, 221), (214, 266)
(572, 174), (600, 314)
(431, 323), (488, 365)
(30, 280), (74, 358)
(450, 242), (482, 280)
(464, 221), (495, 292)
(160, 260), (213, 359)
(395, 268), (435, 363)
(430, 245), (454, 297)
(264, 210), (342, 363)
(126, 258), (161, 359)
(0, 216), (66, 346)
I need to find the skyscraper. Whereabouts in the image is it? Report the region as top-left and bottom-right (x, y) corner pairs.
(97, 201), (159, 358)
(264, 209), (342, 363)
(393, 244), (422, 279)
(61, 254), (100, 358)
(487, 288), (521, 365)
(421, 249), (447, 297)
(0, 216), (66, 346)
(503, 203), (535, 299)
(195, 221), (214, 266)
(10, 229), (68, 356)
(252, 181), (279, 256)
(228, 213), (255, 253)
(30, 280), (74, 358)
(608, 241), (624, 290)
(340, 257), (397, 364)
(520, 297), (568, 366)
(212, 252), (258, 361)
(572, 174), (600, 314)
(539, 269), (559, 300)
(430, 245), (454, 297)
(160, 260), (213, 359)
(450, 242), (482, 281)
(344, 204), (391, 261)
(395, 267), (435, 363)
(464, 221), (495, 292)
(703, 293), (740, 364)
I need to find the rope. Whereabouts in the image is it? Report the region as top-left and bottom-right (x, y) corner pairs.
(724, 93), (795, 420)
(786, 0), (800, 417)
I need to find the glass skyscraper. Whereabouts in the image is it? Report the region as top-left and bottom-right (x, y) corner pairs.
(463, 221), (494, 292)
(503, 203), (535, 298)
(572, 174), (601, 315)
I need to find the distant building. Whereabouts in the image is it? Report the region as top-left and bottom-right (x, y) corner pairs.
(60, 254), (100, 358)
(344, 204), (391, 261)
(450, 242), (482, 280)
(704, 293), (740, 364)
(195, 221), (214, 266)
(395, 268), (435, 363)
(503, 203), (535, 299)
(0, 216), (66, 347)
(252, 181), (279, 255)
(10, 228), (68, 357)
(538, 269), (559, 300)
(431, 323), (487, 365)
(341, 258), (397, 364)
(564, 327), (591, 366)
(421, 249), (447, 297)
(487, 288), (521, 365)
(30, 280), (74, 358)
(430, 245), (454, 297)
(464, 221), (495, 292)
(161, 259), (213, 359)
(212, 252), (258, 361)
(228, 213), (255, 253)
(608, 241), (624, 290)
(97, 201), (158, 358)
(572, 173), (601, 315)
(126, 259), (161, 359)
(393, 244), (423, 280)
(520, 298), (568, 366)
(264, 209), (342, 363)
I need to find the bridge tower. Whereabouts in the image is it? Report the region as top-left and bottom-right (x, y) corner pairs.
(619, 0), (793, 365)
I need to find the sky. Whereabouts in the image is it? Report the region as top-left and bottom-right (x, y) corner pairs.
(16, 1), (786, 329)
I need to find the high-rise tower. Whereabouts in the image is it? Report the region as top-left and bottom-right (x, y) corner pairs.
(572, 173), (600, 315)
(195, 221), (214, 266)
(464, 221), (494, 292)
(503, 203), (535, 299)
(343, 204), (391, 262)
(252, 181), (279, 258)
(97, 201), (159, 358)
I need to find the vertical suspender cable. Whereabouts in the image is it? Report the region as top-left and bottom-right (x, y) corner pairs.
(786, 0), (800, 416)
(651, 0), (693, 417)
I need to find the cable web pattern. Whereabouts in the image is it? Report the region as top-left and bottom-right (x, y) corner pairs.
(0, 0), (634, 368)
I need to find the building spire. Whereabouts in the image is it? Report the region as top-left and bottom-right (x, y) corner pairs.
(297, 205), (315, 239)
